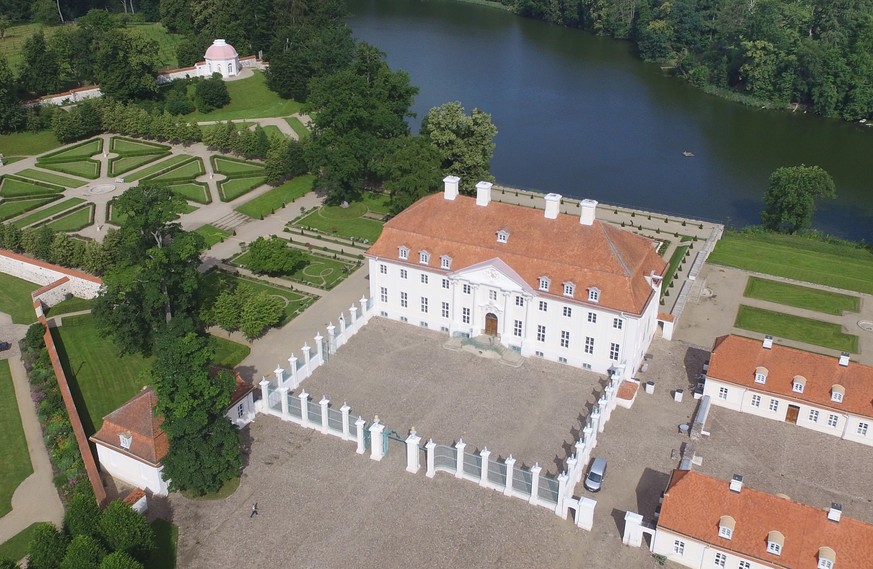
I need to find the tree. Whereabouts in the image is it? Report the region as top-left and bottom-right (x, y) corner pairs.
(32, 0), (60, 25)
(761, 165), (837, 233)
(194, 74), (230, 113)
(239, 290), (283, 340)
(0, 57), (24, 134)
(21, 225), (54, 260)
(98, 502), (154, 561)
(264, 137), (307, 185)
(0, 16), (11, 40)
(0, 558), (18, 569)
(420, 101), (497, 195)
(64, 490), (102, 539)
(210, 289), (241, 332)
(159, 0), (195, 34)
(246, 236), (305, 275)
(99, 552), (144, 569)
(159, 416), (241, 495)
(375, 135), (443, 214)
(96, 29), (161, 101)
(60, 535), (105, 569)
(18, 31), (61, 95)
(28, 522), (69, 569)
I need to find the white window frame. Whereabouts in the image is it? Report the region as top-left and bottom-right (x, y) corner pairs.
(609, 342), (620, 361)
(538, 277), (550, 292)
(489, 290), (498, 301)
(588, 288), (600, 302)
(563, 283), (575, 297)
(462, 307), (470, 324)
(398, 246), (409, 260)
(513, 320), (522, 337)
(751, 394), (761, 407)
(858, 422), (869, 436)
(419, 251), (430, 264)
(827, 414), (839, 428)
(563, 306), (572, 317)
(400, 292), (408, 308)
(613, 318), (623, 329)
(718, 526), (732, 540)
(441, 302), (449, 318)
(754, 372), (766, 384)
(379, 264), (387, 274)
(237, 403), (244, 419)
(539, 301), (548, 312)
(809, 409), (819, 423)
(832, 391), (844, 403)
(713, 551), (726, 567)
(739, 562), (751, 569)
(818, 559), (833, 569)
(400, 269), (408, 279)
(673, 540), (685, 555)
(515, 296), (524, 307)
(588, 312), (597, 323)
(767, 541), (781, 555)
(420, 297), (428, 313)
(421, 274), (428, 284)
(560, 330), (569, 348)
(718, 386), (728, 400)
(768, 399), (779, 412)
(463, 284), (471, 295)
(442, 278), (450, 289)
(440, 255), (451, 269)
(536, 325), (546, 342)
(792, 382), (804, 393)
(496, 229), (509, 243)
(584, 337), (594, 354)
(380, 287), (388, 303)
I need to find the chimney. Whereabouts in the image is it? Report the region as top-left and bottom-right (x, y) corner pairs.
(729, 474), (743, 493)
(475, 181), (492, 207)
(544, 193), (561, 219)
(763, 335), (773, 350)
(580, 199), (598, 225)
(828, 503), (842, 523)
(443, 175), (460, 201)
(839, 352), (850, 367)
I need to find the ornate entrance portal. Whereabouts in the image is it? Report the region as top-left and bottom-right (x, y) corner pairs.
(485, 313), (498, 336)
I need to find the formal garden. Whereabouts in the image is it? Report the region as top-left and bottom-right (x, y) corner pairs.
(290, 191), (389, 244)
(211, 155), (266, 202)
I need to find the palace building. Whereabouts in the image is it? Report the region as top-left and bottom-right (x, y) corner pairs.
(365, 176), (667, 379)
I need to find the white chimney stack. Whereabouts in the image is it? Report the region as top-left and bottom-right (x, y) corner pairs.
(763, 335), (773, 349)
(580, 199), (598, 225)
(544, 193), (561, 219)
(828, 503), (842, 523)
(839, 352), (850, 367)
(729, 474), (743, 493)
(443, 175), (460, 201)
(475, 181), (492, 206)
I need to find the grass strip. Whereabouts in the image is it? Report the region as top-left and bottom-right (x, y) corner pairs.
(169, 182), (211, 204)
(734, 305), (859, 353)
(219, 176), (265, 202)
(12, 197), (86, 228)
(0, 176), (65, 197)
(194, 224), (229, 248)
(44, 296), (94, 317)
(211, 155), (265, 177)
(123, 154), (191, 182)
(45, 205), (94, 232)
(211, 337), (251, 368)
(0, 196), (59, 221)
(37, 159), (101, 179)
(284, 116), (309, 139)
(14, 168), (87, 188)
(744, 277), (860, 316)
(295, 208), (384, 243)
(144, 519), (178, 569)
(0, 130), (62, 156)
(662, 245), (689, 295)
(0, 272), (40, 323)
(0, 360), (33, 518)
(109, 136), (170, 154)
(235, 174), (315, 218)
(38, 138), (102, 162)
(109, 152), (169, 176)
(0, 523), (40, 563)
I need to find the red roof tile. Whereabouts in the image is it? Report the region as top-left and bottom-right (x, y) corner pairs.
(659, 469), (873, 568)
(90, 387), (167, 466)
(708, 335), (873, 419)
(617, 381), (639, 400)
(366, 194), (666, 315)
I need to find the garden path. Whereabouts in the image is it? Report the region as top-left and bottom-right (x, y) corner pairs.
(196, 113), (311, 140)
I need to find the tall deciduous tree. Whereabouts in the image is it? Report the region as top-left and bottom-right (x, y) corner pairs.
(18, 31), (62, 95)
(159, 0), (194, 34)
(96, 29), (160, 101)
(0, 56), (24, 133)
(761, 165), (837, 233)
(246, 236), (304, 275)
(97, 501), (154, 561)
(60, 535), (105, 569)
(99, 552), (145, 569)
(64, 490), (102, 539)
(375, 135), (443, 214)
(28, 522), (69, 569)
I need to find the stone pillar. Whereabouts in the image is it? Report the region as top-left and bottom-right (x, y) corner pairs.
(258, 378), (270, 413)
(360, 296), (368, 317)
(589, 411), (601, 443)
(455, 439), (466, 478)
(479, 448), (491, 487)
(302, 344), (311, 376)
(623, 511), (645, 547)
(340, 403), (351, 441)
(405, 429), (422, 474)
(566, 456), (578, 485)
(314, 333), (324, 365)
(577, 497), (596, 531)
(355, 417), (366, 455)
(504, 455), (516, 496)
(298, 390), (310, 428)
(597, 400), (608, 433)
(555, 472), (569, 516)
(274, 365), (284, 388)
(278, 387), (289, 418)
(529, 464), (542, 504)
(425, 439), (436, 478)
(288, 355), (299, 388)
(319, 396), (329, 434)
(349, 305), (358, 331)
(339, 314), (346, 335)
(369, 419), (385, 461)
(326, 323), (336, 354)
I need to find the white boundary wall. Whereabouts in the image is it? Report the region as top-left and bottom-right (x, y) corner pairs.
(0, 250), (102, 314)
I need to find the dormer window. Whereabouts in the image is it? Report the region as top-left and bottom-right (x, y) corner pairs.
(792, 375), (806, 394)
(818, 547), (836, 569)
(588, 288), (600, 303)
(754, 366), (768, 384)
(119, 432), (132, 450)
(440, 255), (452, 270)
(496, 229), (509, 243)
(831, 385), (845, 403)
(767, 531), (784, 556)
(538, 277), (550, 292)
(718, 515), (735, 540)
(398, 246), (409, 260)
(419, 250), (430, 265)
(563, 282), (575, 297)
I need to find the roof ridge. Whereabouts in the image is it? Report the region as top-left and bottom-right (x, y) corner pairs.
(599, 222), (632, 277)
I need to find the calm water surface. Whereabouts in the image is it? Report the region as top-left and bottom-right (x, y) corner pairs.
(347, 0), (873, 240)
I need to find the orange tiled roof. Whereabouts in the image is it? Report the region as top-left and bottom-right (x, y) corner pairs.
(90, 387), (167, 466)
(366, 194), (666, 315)
(659, 469), (873, 568)
(708, 335), (873, 419)
(617, 380), (639, 400)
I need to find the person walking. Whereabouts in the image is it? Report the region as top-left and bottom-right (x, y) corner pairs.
(250, 502), (258, 518)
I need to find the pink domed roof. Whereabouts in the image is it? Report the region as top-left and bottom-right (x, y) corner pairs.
(205, 39), (239, 61)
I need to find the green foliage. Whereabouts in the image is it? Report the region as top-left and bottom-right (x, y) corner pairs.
(0, 57), (24, 134)
(161, 416), (241, 495)
(28, 522), (69, 569)
(375, 135), (443, 214)
(264, 137), (307, 185)
(160, 0), (195, 34)
(194, 75), (231, 113)
(60, 535), (105, 569)
(0, 558), (18, 569)
(98, 501), (155, 561)
(761, 165), (836, 233)
(246, 236), (305, 276)
(99, 552), (144, 569)
(17, 31), (60, 95)
(95, 29), (161, 102)
(51, 102), (102, 144)
(64, 490), (102, 539)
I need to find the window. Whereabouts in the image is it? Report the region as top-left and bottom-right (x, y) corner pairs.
(718, 387), (728, 400)
(536, 325), (546, 342)
(718, 516), (734, 540)
(613, 318), (623, 329)
(440, 255), (451, 269)
(463, 284), (471, 295)
(419, 251), (430, 264)
(792, 376), (805, 393)
(539, 301), (548, 312)
(563, 283), (575, 297)
(739, 562), (750, 569)
(767, 542), (781, 555)
(400, 292), (408, 308)
(441, 302), (449, 318)
(462, 307), (470, 324)
(421, 297), (428, 313)
(421, 274), (429, 284)
(582, 363), (592, 370)
(809, 409), (819, 423)
(755, 367), (768, 384)
(560, 330), (570, 348)
(119, 433), (132, 450)
(768, 399), (779, 412)
(818, 547), (836, 569)
(832, 385), (845, 403)
(442, 278), (450, 289)
(718, 526), (732, 539)
(767, 531), (783, 556)
(713, 552), (726, 567)
(400, 269), (408, 279)
(380, 287), (388, 303)
(489, 290), (498, 301)
(379, 264), (387, 274)
(609, 343), (620, 361)
(751, 394), (761, 407)
(398, 246), (409, 260)
(818, 560), (833, 569)
(588, 288), (600, 302)
(673, 540), (685, 555)
(559, 357), (567, 363)
(515, 296), (524, 307)
(563, 306), (572, 317)
(513, 320), (522, 337)
(497, 229), (509, 243)
(538, 277), (550, 292)
(585, 337), (594, 354)
(858, 422), (869, 436)
(827, 414), (839, 428)
(237, 403), (244, 419)
(588, 312), (597, 323)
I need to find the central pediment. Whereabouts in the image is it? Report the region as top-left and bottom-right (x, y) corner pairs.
(452, 258), (532, 294)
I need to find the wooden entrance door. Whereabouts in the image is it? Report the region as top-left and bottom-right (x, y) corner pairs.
(786, 405), (800, 423)
(485, 313), (498, 336)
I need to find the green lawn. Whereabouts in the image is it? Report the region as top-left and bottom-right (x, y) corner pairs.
(211, 155), (265, 176)
(169, 182), (211, 204)
(148, 158), (204, 183)
(295, 207), (384, 243)
(124, 155), (192, 182)
(38, 159), (101, 179)
(211, 337), (251, 368)
(12, 197), (86, 228)
(194, 224), (230, 248)
(0, 196), (59, 222)
(109, 152), (169, 177)
(200, 122), (253, 135)
(14, 168), (87, 188)
(261, 125), (285, 140)
(234, 249), (353, 290)
(45, 205), (94, 232)
(145, 519), (178, 569)
(734, 305), (859, 353)
(219, 176), (266, 202)
(129, 23), (185, 69)
(0, 523), (39, 563)
(663, 245), (689, 295)
(0, 360), (33, 518)
(44, 296), (94, 317)
(110, 137), (170, 154)
(360, 191), (391, 215)
(202, 270), (315, 325)
(709, 231), (873, 295)
(39, 138), (102, 161)
(0, 130), (62, 156)
(284, 116), (309, 139)
(0, 176), (64, 197)
(744, 277), (860, 316)
(0, 272), (40, 324)
(183, 71), (302, 121)
(235, 175), (315, 218)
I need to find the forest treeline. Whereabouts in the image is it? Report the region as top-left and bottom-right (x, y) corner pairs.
(500, 0), (873, 121)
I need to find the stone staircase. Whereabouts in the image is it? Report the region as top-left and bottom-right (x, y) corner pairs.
(444, 335), (525, 367)
(212, 212), (251, 232)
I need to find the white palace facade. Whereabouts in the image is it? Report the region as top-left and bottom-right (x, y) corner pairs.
(365, 177), (668, 380)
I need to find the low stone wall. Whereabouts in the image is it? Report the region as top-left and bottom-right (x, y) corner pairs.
(0, 250), (102, 299)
